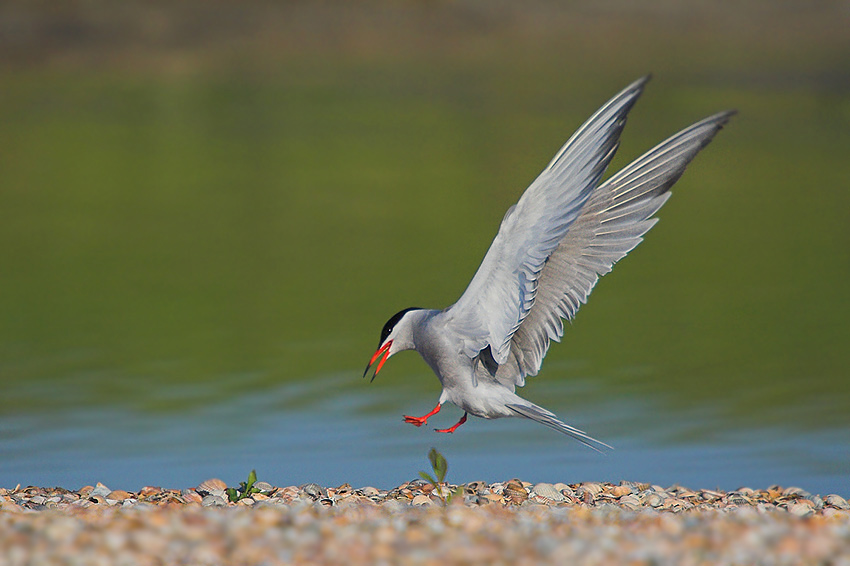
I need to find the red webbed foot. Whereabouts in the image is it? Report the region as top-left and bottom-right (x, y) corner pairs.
(403, 415), (428, 427)
(402, 403), (442, 428)
(435, 412), (468, 434)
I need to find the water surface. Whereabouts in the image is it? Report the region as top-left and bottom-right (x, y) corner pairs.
(1, 59), (848, 494)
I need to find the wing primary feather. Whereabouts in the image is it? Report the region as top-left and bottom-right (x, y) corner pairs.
(544, 75), (651, 172)
(506, 107), (736, 382)
(604, 111), (737, 206)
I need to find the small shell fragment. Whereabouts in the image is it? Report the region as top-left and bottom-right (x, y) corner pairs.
(411, 494), (433, 506)
(503, 480), (528, 505)
(532, 483), (565, 502)
(824, 494), (849, 510)
(197, 479), (228, 493)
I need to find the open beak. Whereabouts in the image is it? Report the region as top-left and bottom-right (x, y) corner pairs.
(363, 340), (393, 382)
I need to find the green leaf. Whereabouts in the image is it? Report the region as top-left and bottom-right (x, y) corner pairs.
(435, 456), (447, 482)
(427, 447), (449, 483)
(422, 447), (457, 503)
(225, 487), (239, 503)
(419, 471), (437, 485)
(427, 448), (439, 472)
(245, 469), (257, 492)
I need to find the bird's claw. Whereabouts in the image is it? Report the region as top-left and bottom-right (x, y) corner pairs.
(403, 415), (427, 427)
(434, 427), (454, 434)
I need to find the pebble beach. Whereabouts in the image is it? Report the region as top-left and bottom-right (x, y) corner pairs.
(2, 480), (849, 565)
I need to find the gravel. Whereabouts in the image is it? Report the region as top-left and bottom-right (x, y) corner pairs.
(1, 481), (848, 565)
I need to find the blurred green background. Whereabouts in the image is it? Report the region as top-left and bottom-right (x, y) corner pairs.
(1, 1), (848, 491)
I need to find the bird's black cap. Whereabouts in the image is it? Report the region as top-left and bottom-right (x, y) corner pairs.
(377, 307), (421, 347)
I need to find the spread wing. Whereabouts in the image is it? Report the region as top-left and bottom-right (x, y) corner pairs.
(509, 110), (737, 384)
(444, 76), (651, 365)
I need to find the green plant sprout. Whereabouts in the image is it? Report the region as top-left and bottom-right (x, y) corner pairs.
(418, 447), (464, 504)
(226, 469), (261, 503)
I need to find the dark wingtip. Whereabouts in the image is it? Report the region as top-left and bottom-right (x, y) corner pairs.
(717, 109), (738, 124)
(695, 109), (739, 142)
(629, 74), (652, 96)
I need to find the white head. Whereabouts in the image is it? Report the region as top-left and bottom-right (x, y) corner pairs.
(363, 307), (423, 382)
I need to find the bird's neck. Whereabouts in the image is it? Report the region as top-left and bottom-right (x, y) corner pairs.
(394, 308), (439, 353)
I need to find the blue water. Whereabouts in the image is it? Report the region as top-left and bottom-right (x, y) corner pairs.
(3, 373), (846, 496)
(2, 57), (848, 500)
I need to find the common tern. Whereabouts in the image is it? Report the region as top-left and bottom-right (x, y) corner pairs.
(364, 76), (734, 450)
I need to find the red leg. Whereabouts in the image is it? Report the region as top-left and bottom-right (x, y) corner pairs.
(403, 404), (441, 427)
(435, 412), (468, 434)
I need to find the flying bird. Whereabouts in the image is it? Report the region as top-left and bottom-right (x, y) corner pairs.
(363, 76), (734, 450)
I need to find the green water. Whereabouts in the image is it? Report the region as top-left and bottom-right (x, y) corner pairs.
(1, 41), (849, 491)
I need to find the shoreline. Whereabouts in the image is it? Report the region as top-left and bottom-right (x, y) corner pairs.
(2, 479), (847, 515)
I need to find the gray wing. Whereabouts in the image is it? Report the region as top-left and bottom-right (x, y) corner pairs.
(509, 110), (737, 384)
(444, 76), (651, 365)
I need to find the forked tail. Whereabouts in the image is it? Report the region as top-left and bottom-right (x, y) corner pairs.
(506, 402), (612, 453)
